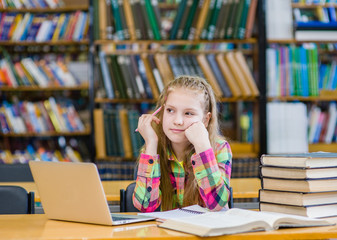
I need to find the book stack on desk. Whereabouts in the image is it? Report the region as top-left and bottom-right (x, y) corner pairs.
(259, 152), (337, 218)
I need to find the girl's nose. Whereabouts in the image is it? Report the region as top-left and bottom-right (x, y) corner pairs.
(173, 114), (184, 125)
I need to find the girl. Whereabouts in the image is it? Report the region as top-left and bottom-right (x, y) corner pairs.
(133, 75), (232, 212)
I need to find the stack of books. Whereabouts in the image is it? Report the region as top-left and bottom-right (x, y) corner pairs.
(259, 152), (337, 218)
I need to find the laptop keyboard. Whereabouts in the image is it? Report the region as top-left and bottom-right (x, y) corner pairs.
(111, 215), (136, 221)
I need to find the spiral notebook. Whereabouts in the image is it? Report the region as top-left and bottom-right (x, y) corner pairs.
(138, 204), (218, 222)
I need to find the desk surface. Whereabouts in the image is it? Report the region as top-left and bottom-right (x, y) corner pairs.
(0, 214), (337, 240)
(0, 178), (261, 202)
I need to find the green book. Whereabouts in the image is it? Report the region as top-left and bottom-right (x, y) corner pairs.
(111, 0), (124, 40)
(200, 0), (216, 39)
(224, 0), (239, 39)
(207, 0), (222, 40)
(110, 55), (128, 99)
(232, 0), (245, 39)
(127, 109), (144, 157)
(169, 0), (187, 39)
(140, 0), (154, 39)
(144, 0), (161, 40)
(237, 0), (250, 39)
(311, 46), (319, 96)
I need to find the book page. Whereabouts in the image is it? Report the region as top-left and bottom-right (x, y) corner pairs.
(227, 209), (331, 229)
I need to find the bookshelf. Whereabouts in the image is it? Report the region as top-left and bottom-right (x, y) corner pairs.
(0, 0), (92, 167)
(264, 0), (337, 154)
(92, 0), (262, 180)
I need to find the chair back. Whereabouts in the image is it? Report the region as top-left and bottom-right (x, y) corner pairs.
(120, 182), (139, 212)
(228, 186), (234, 208)
(0, 186), (35, 214)
(120, 182), (161, 212)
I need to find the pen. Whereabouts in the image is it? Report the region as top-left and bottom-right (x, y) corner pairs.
(135, 106), (162, 132)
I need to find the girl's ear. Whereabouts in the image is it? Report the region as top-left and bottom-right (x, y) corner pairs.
(203, 112), (211, 127)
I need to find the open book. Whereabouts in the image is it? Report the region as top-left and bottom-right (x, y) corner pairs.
(159, 208), (333, 237)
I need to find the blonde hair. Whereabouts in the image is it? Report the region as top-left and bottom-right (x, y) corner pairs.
(143, 75), (223, 210)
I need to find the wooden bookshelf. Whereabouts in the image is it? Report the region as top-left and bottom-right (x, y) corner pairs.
(268, 39), (337, 44)
(309, 143), (337, 153)
(230, 142), (259, 159)
(1, 129), (91, 137)
(95, 39), (258, 46)
(0, 85), (89, 92)
(0, 40), (89, 46)
(292, 3), (337, 8)
(0, 5), (88, 12)
(0, 0), (92, 164)
(268, 96), (337, 102)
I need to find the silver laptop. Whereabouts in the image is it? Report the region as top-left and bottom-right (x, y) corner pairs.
(29, 161), (154, 225)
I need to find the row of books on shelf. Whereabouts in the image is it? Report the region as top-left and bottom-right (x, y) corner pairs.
(219, 102), (255, 144)
(0, 97), (86, 134)
(293, 0), (337, 3)
(259, 152), (337, 218)
(0, 11), (89, 42)
(95, 0), (257, 41)
(98, 50), (259, 100)
(308, 102), (337, 144)
(0, 145), (82, 164)
(267, 44), (330, 97)
(0, 55), (86, 87)
(267, 0), (337, 41)
(97, 161), (135, 181)
(267, 101), (337, 154)
(0, 0), (65, 9)
(94, 108), (144, 159)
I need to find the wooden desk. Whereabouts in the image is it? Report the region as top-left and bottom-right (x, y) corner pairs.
(0, 178), (260, 202)
(0, 214), (337, 240)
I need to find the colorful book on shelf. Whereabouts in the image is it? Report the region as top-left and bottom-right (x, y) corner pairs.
(244, 0), (257, 39)
(224, 51), (252, 97)
(169, 0), (187, 39)
(98, 51), (114, 99)
(233, 51), (259, 96)
(119, 109), (133, 159)
(144, 0), (161, 40)
(196, 53), (223, 98)
(206, 54), (232, 97)
(123, 0), (136, 40)
(235, 0), (250, 39)
(141, 53), (160, 99)
(193, 0), (210, 40)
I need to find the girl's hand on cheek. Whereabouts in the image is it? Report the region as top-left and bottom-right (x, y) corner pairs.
(185, 121), (211, 153)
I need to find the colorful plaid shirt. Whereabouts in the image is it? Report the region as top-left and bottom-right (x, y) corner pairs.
(132, 138), (232, 212)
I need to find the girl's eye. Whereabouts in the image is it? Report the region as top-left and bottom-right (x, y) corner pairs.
(166, 108), (173, 113)
(185, 112), (194, 116)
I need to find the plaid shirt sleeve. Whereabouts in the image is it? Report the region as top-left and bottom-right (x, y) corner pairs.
(191, 140), (232, 211)
(132, 153), (161, 212)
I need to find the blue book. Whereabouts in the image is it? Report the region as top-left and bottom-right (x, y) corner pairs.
(296, 21), (337, 29)
(299, 47), (309, 97)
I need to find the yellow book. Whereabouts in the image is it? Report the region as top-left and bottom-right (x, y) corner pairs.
(43, 100), (61, 132)
(8, 14), (23, 40)
(94, 109), (107, 158)
(52, 13), (66, 41)
(119, 109), (133, 159)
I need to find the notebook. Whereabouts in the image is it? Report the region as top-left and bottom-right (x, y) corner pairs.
(28, 161), (155, 225)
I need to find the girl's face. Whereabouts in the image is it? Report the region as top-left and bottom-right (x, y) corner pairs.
(162, 88), (209, 147)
